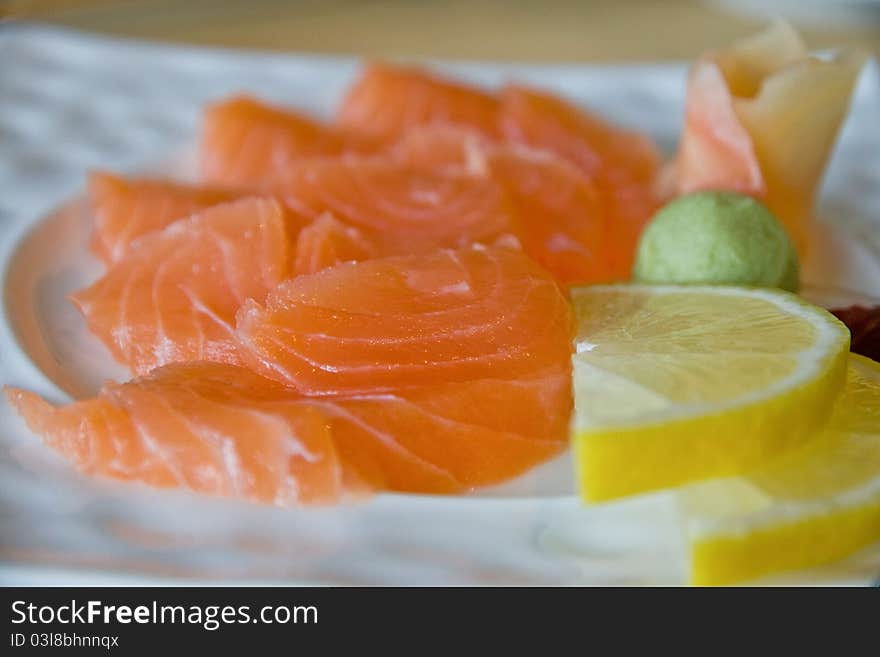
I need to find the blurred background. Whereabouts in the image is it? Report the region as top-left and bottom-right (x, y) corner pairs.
(3, 0), (878, 61)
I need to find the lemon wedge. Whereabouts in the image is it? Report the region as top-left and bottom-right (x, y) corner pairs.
(570, 285), (850, 502)
(682, 354), (880, 585)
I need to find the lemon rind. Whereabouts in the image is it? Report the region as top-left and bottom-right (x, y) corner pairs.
(690, 498), (880, 586)
(575, 348), (848, 501)
(686, 355), (880, 585)
(570, 285), (851, 502)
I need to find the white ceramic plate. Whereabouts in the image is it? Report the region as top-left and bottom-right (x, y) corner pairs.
(1, 25), (879, 585)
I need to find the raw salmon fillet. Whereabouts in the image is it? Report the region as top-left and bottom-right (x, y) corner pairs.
(89, 172), (244, 264)
(310, 372), (572, 493)
(237, 246), (573, 396)
(338, 62), (501, 144)
(235, 246), (574, 492)
(293, 213), (376, 275)
(201, 96), (375, 187)
(87, 157), (521, 279)
(72, 197), (296, 375)
(5, 363), (361, 505)
(337, 63), (660, 279)
(270, 157), (519, 255)
(392, 126), (609, 285)
(499, 85), (662, 278)
(499, 85), (660, 183)
(9, 247), (573, 500)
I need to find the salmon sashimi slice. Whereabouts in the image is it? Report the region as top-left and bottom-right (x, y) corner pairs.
(88, 156), (518, 278)
(236, 246), (574, 396)
(72, 197), (296, 375)
(388, 125), (495, 176)
(10, 248), (572, 499)
(5, 362), (361, 505)
(490, 147), (609, 285)
(311, 371), (572, 493)
(392, 126), (610, 285)
(236, 246), (574, 492)
(6, 365), (569, 498)
(270, 157), (519, 255)
(499, 84), (662, 277)
(499, 84), (661, 184)
(293, 213), (377, 275)
(201, 95), (375, 187)
(673, 21), (866, 253)
(89, 172), (244, 264)
(337, 62), (501, 144)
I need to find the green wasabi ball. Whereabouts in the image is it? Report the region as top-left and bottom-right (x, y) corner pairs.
(633, 191), (799, 292)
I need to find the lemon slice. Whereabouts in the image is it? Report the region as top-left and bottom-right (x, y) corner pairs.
(570, 285), (850, 502)
(682, 354), (880, 585)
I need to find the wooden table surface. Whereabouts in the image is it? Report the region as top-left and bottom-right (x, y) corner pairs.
(4, 0), (879, 62)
